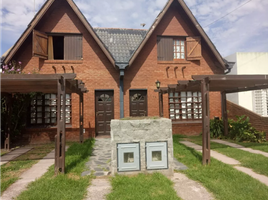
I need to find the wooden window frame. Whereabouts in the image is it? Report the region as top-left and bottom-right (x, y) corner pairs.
(173, 38), (186, 60)
(168, 90), (202, 121)
(29, 93), (72, 126)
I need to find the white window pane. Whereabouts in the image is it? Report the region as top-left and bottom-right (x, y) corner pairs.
(176, 40), (180, 45)
(175, 115), (180, 119)
(181, 53), (185, 59)
(45, 94), (50, 99)
(187, 109), (191, 113)
(51, 106), (56, 111)
(52, 112), (56, 117)
(188, 114), (192, 119)
(187, 91), (192, 96)
(181, 47), (184, 53)
(176, 46), (180, 52)
(181, 92), (186, 97)
(170, 114), (175, 119)
(51, 94), (57, 99)
(66, 118), (70, 123)
(182, 109), (186, 114)
(66, 112), (70, 117)
(194, 114), (199, 119)
(193, 97), (198, 102)
(187, 97), (192, 102)
(194, 109), (198, 114)
(182, 114), (187, 119)
(174, 53), (176, 59)
(170, 104), (174, 108)
(175, 109), (180, 114)
(175, 98), (179, 103)
(181, 41), (184, 45)
(187, 103), (191, 108)
(169, 93), (173, 97)
(181, 98), (186, 102)
(181, 103), (186, 108)
(170, 109), (174, 112)
(176, 53), (180, 59)
(175, 104), (180, 108)
(51, 100), (56, 105)
(169, 98), (174, 103)
(175, 92), (179, 97)
(66, 106), (70, 111)
(66, 94), (71, 99)
(193, 92), (197, 96)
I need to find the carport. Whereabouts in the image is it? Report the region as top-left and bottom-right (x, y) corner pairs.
(156, 75), (268, 165)
(1, 73), (88, 174)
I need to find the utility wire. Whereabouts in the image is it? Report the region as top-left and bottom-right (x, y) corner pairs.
(204, 0), (253, 28)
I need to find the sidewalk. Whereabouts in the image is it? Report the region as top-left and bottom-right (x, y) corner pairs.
(180, 141), (268, 187)
(211, 139), (268, 158)
(1, 147), (33, 165)
(1, 149), (55, 200)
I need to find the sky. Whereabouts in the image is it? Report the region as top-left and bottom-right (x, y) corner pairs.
(1, 0), (268, 58)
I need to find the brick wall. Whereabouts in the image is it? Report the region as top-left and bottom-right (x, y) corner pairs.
(227, 100), (268, 140)
(11, 0), (225, 143)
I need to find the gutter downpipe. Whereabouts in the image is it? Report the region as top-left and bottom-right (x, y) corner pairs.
(116, 62), (129, 118)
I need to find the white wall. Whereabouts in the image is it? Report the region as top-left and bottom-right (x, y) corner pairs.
(225, 52), (268, 113)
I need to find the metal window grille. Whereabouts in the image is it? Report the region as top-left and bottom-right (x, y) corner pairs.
(30, 93), (71, 125)
(169, 91), (202, 120)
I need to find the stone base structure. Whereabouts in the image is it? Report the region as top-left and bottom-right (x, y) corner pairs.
(110, 118), (174, 177)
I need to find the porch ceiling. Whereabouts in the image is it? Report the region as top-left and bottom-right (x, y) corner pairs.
(157, 75), (268, 93)
(1, 73), (88, 94)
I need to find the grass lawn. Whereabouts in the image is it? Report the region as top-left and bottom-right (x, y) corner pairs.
(1, 143), (55, 193)
(185, 136), (268, 177)
(107, 173), (180, 200)
(16, 139), (94, 200)
(173, 135), (268, 200)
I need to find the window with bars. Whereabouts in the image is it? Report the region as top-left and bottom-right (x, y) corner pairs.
(253, 89), (268, 116)
(30, 93), (71, 125)
(169, 91), (202, 120)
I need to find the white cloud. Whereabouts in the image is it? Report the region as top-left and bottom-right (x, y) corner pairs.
(1, 0), (268, 57)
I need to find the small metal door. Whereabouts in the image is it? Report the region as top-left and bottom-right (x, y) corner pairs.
(95, 91), (114, 136)
(146, 142), (168, 169)
(130, 90), (147, 117)
(117, 143), (140, 172)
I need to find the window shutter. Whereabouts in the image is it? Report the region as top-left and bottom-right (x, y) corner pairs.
(32, 30), (48, 59)
(157, 37), (173, 61)
(64, 35), (83, 60)
(186, 36), (201, 61)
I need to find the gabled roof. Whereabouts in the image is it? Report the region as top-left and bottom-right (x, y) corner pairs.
(94, 28), (147, 63)
(128, 0), (230, 70)
(3, 0), (115, 66)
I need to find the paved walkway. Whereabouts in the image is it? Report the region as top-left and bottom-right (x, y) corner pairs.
(180, 141), (268, 187)
(84, 178), (111, 200)
(212, 139), (268, 158)
(172, 172), (214, 200)
(1, 149), (55, 200)
(82, 139), (111, 177)
(1, 147), (33, 165)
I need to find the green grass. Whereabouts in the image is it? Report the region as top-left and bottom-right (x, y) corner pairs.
(1, 143), (55, 193)
(185, 136), (268, 177)
(16, 139), (94, 200)
(107, 173), (180, 200)
(173, 135), (268, 200)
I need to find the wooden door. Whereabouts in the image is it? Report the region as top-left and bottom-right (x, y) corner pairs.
(95, 91), (114, 136)
(130, 90), (147, 117)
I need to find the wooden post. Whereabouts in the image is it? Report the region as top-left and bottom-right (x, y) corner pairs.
(221, 92), (228, 136)
(79, 93), (84, 143)
(4, 94), (12, 151)
(55, 76), (66, 175)
(201, 78), (210, 165)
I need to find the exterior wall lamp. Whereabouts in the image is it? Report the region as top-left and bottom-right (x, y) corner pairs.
(155, 80), (161, 89)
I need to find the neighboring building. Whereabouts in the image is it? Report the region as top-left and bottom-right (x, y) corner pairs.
(2, 0), (231, 143)
(225, 52), (268, 116)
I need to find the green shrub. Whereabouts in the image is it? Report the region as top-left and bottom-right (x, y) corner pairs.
(209, 115), (266, 143)
(210, 118), (224, 138)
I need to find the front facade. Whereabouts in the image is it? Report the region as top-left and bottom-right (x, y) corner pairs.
(2, 0), (230, 143)
(225, 52), (268, 116)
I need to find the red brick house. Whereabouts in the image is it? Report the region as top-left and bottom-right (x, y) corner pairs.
(2, 0), (232, 143)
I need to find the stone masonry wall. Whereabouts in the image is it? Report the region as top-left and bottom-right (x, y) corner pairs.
(110, 118), (174, 176)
